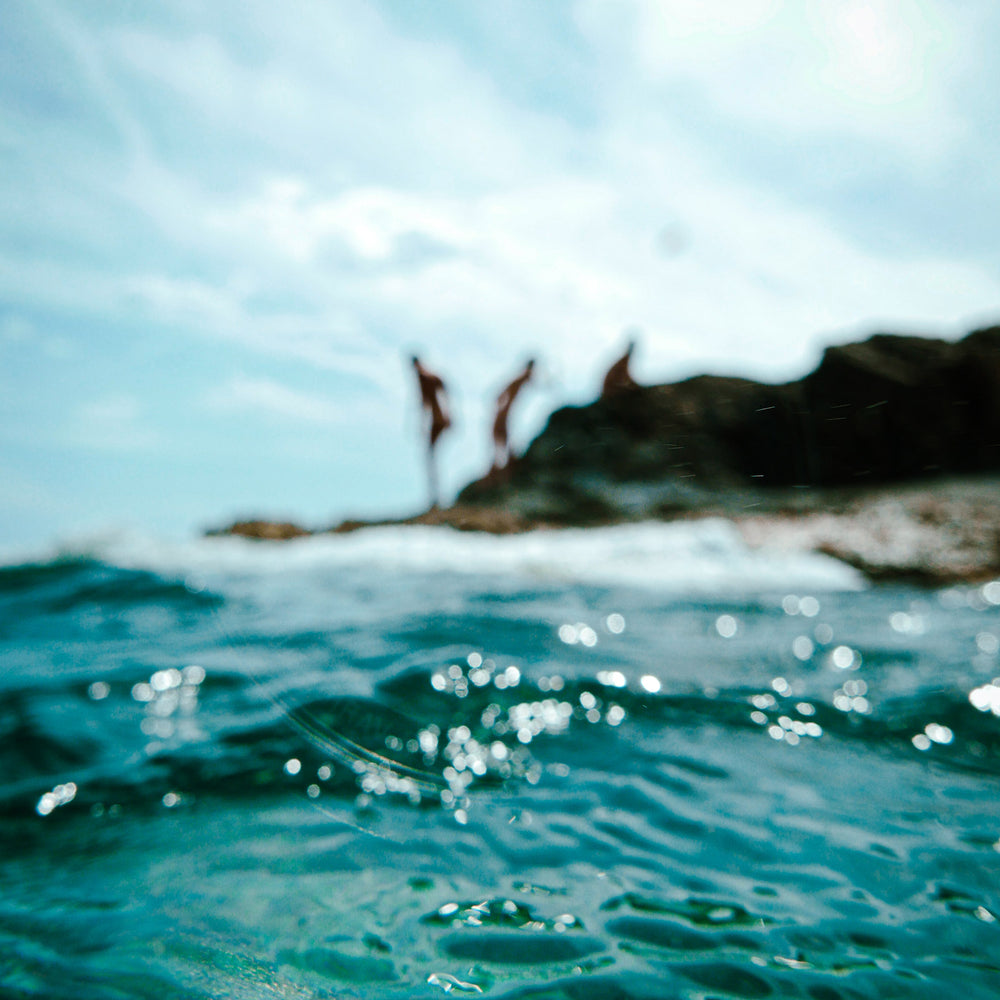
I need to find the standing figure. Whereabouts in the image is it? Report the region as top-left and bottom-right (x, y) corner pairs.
(492, 359), (535, 474)
(411, 356), (452, 508)
(601, 339), (639, 398)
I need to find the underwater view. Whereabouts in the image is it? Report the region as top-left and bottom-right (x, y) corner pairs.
(3, 522), (999, 999)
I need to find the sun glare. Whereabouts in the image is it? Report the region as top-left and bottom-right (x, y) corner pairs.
(817, 0), (933, 105)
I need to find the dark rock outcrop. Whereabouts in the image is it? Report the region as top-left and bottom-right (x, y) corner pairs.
(205, 519), (310, 541)
(206, 325), (1000, 583)
(206, 505), (534, 541)
(458, 325), (1000, 522)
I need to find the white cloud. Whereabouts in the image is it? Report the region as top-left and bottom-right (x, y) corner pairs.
(194, 142), (999, 393)
(206, 181), (468, 265)
(6, 0), (995, 401)
(206, 374), (348, 426)
(3, 0), (1000, 531)
(580, 0), (968, 165)
(108, 3), (562, 190)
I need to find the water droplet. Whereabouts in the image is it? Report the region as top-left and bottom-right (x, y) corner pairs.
(831, 645), (858, 670)
(558, 624), (578, 644)
(799, 596), (820, 617)
(792, 636), (814, 661)
(716, 614), (738, 638)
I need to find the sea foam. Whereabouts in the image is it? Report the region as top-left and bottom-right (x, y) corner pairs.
(42, 519), (865, 594)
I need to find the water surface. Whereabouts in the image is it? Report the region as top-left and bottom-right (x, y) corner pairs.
(2, 522), (998, 998)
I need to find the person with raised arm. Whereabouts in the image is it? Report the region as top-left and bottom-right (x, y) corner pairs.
(411, 355), (452, 509)
(491, 358), (535, 474)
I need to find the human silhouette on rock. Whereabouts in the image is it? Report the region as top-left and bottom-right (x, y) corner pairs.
(491, 359), (535, 476)
(601, 339), (640, 398)
(411, 356), (452, 508)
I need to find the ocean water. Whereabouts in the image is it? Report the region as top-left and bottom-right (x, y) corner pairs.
(2, 520), (999, 999)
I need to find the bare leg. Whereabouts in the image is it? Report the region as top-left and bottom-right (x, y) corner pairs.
(492, 428), (509, 474)
(427, 441), (439, 510)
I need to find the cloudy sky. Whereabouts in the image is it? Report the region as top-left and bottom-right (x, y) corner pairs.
(3, 0), (999, 551)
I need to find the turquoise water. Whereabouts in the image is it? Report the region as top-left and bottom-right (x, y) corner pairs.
(2, 523), (999, 998)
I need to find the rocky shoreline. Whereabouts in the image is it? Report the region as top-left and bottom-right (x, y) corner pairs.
(207, 325), (1000, 586)
(732, 477), (1000, 586)
(206, 476), (1000, 586)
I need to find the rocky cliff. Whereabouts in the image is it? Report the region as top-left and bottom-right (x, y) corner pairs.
(209, 325), (1000, 583)
(457, 325), (1000, 524)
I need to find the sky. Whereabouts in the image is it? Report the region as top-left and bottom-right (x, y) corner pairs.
(2, 0), (1000, 552)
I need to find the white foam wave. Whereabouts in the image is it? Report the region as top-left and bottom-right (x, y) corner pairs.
(49, 520), (865, 594)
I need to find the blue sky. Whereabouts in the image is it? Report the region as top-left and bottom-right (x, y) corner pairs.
(2, 0), (999, 551)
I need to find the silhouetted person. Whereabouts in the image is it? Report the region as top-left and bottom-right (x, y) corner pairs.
(411, 356), (451, 508)
(601, 340), (639, 397)
(492, 359), (535, 473)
